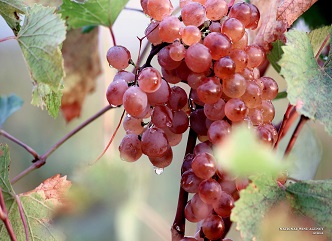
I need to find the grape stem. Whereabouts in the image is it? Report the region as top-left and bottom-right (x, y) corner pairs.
(15, 195), (30, 241)
(141, 42), (168, 69)
(0, 188), (17, 241)
(284, 115), (309, 156)
(0, 36), (16, 43)
(124, 7), (144, 13)
(10, 105), (114, 184)
(109, 27), (117, 46)
(171, 128), (197, 241)
(315, 34), (330, 59)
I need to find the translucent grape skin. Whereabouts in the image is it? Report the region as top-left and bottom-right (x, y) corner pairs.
(221, 18), (245, 43)
(203, 32), (232, 60)
(158, 16), (182, 43)
(138, 67), (162, 93)
(119, 134), (142, 162)
(168, 86), (188, 110)
(197, 77), (222, 104)
(123, 115), (144, 135)
(141, 127), (169, 158)
(201, 215), (225, 240)
(228, 2), (252, 27)
(190, 193), (213, 220)
(224, 98), (248, 122)
(145, 21), (162, 45)
(205, 0), (228, 21)
(123, 86), (148, 118)
(222, 73), (247, 98)
(149, 145), (173, 168)
(181, 25), (202, 46)
(106, 45), (131, 70)
(106, 79), (128, 106)
(191, 152), (217, 179)
(212, 191), (235, 218)
(181, 2), (206, 27)
(198, 178), (222, 204)
(158, 45), (182, 70)
(146, 0), (173, 21)
(146, 79), (170, 106)
(214, 56), (236, 80)
(181, 169), (204, 193)
(185, 43), (212, 73)
(204, 98), (226, 121)
(169, 110), (189, 134)
(190, 109), (208, 136)
(151, 105), (173, 128)
(207, 120), (231, 144)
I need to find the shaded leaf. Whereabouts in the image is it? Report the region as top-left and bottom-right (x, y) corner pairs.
(267, 40), (284, 73)
(0, 0), (26, 34)
(286, 180), (332, 239)
(308, 25), (331, 57)
(60, 27), (102, 122)
(0, 94), (23, 127)
(17, 4), (66, 118)
(277, 0), (318, 27)
(279, 29), (332, 134)
(0, 147), (70, 241)
(60, 0), (129, 28)
(214, 125), (287, 178)
(231, 176), (285, 241)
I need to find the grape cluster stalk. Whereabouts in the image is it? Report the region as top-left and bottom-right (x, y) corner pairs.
(105, 0), (279, 240)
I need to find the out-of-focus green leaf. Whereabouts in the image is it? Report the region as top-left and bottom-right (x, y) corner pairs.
(60, 0), (129, 28)
(0, 0), (26, 34)
(17, 4), (66, 118)
(267, 40), (284, 73)
(0, 94), (23, 127)
(286, 179), (332, 239)
(279, 29), (332, 135)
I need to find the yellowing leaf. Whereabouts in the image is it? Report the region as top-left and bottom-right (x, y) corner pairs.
(17, 4), (66, 118)
(0, 145), (71, 241)
(0, 0), (26, 34)
(60, 0), (129, 28)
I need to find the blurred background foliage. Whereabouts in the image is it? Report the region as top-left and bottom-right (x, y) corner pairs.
(0, 0), (331, 240)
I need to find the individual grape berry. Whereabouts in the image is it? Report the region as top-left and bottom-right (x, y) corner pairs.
(219, 179), (237, 195)
(224, 98), (248, 122)
(169, 110), (189, 134)
(106, 45), (131, 70)
(245, 44), (266, 68)
(185, 201), (201, 223)
(169, 41), (186, 61)
(193, 141), (213, 156)
(158, 16), (182, 43)
(182, 153), (195, 173)
(106, 79), (128, 106)
(262, 123), (278, 143)
(123, 86), (148, 118)
(162, 68), (181, 84)
(204, 0), (228, 21)
(201, 215), (225, 240)
(192, 152), (217, 179)
(138, 67), (162, 93)
(241, 81), (262, 108)
(235, 177), (250, 191)
(140, 0), (149, 15)
(209, 21), (221, 32)
(190, 109), (208, 135)
(187, 72), (206, 89)
(149, 145), (173, 168)
(123, 115), (144, 135)
(181, 2), (206, 27)
(259, 76), (279, 100)
(214, 56), (236, 80)
(221, 18), (245, 43)
(256, 124), (274, 145)
(228, 2), (252, 27)
(247, 108), (263, 126)
(185, 43), (212, 73)
(113, 70), (135, 83)
(162, 127), (182, 146)
(141, 127), (169, 158)
(145, 21), (162, 45)
(203, 32), (231, 60)
(151, 105), (173, 128)
(230, 49), (248, 73)
(190, 193), (213, 220)
(190, 89), (205, 106)
(222, 73), (247, 98)
(207, 120), (231, 144)
(175, 60), (193, 80)
(158, 45), (182, 70)
(204, 98), (226, 120)
(146, 79), (170, 106)
(119, 134), (142, 162)
(198, 178), (222, 204)
(197, 77), (222, 104)
(247, 3), (260, 30)
(181, 25), (202, 46)
(259, 100), (275, 123)
(232, 31), (248, 50)
(168, 86), (188, 110)
(180, 237), (197, 241)
(181, 169), (204, 193)
(147, 0), (173, 21)
(212, 191), (235, 217)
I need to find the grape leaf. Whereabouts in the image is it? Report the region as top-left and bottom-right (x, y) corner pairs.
(286, 179), (332, 239)
(60, 27), (102, 122)
(0, 0), (26, 34)
(279, 29), (332, 135)
(214, 125), (287, 178)
(277, 0), (318, 27)
(308, 25), (331, 57)
(231, 176), (286, 241)
(17, 4), (66, 118)
(267, 40), (284, 73)
(0, 145), (71, 240)
(0, 94), (23, 127)
(60, 0), (129, 28)
(24, 0), (61, 7)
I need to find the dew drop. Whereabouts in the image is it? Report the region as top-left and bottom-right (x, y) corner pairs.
(154, 166), (164, 175)
(175, 226), (181, 231)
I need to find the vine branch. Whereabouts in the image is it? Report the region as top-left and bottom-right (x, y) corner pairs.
(0, 36), (17, 43)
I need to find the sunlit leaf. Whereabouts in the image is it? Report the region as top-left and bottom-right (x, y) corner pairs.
(17, 4), (66, 118)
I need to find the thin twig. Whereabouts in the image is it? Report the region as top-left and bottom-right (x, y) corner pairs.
(315, 34), (330, 59)
(141, 42), (168, 69)
(15, 195), (30, 241)
(0, 129), (39, 160)
(0, 188), (17, 241)
(171, 128), (197, 241)
(284, 115), (309, 156)
(11, 105), (114, 184)
(274, 104), (294, 149)
(109, 27), (117, 46)
(0, 36), (16, 43)
(124, 7), (144, 14)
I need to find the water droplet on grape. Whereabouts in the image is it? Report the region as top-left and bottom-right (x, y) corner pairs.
(154, 166), (164, 175)
(176, 226), (181, 231)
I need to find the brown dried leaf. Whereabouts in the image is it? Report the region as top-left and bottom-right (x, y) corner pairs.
(22, 174), (71, 206)
(277, 0), (318, 26)
(61, 27), (102, 122)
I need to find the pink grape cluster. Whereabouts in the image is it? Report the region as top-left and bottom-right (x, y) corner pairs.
(106, 1), (279, 239)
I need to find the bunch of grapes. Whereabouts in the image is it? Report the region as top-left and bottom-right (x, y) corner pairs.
(106, 0), (279, 239)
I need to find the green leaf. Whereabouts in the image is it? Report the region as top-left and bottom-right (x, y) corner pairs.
(286, 180), (332, 239)
(267, 40), (284, 73)
(0, 0), (26, 34)
(279, 29), (332, 135)
(0, 146), (68, 240)
(17, 4), (66, 118)
(0, 94), (23, 127)
(275, 90), (287, 100)
(308, 25), (331, 57)
(231, 176), (285, 241)
(60, 0), (129, 28)
(214, 125), (287, 178)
